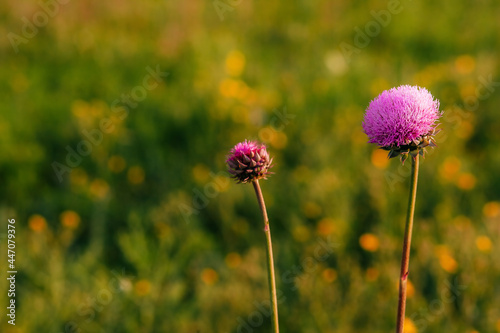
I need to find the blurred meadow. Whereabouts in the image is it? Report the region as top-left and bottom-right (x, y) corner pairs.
(1, 0), (500, 332)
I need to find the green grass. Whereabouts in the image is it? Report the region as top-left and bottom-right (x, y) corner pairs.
(1, 0), (500, 332)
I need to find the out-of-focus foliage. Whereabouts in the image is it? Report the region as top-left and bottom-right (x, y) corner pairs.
(1, 0), (499, 332)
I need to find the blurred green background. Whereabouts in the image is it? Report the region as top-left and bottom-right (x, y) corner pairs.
(1, 0), (500, 332)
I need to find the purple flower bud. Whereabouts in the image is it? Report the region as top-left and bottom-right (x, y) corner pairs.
(363, 85), (442, 160)
(226, 140), (273, 183)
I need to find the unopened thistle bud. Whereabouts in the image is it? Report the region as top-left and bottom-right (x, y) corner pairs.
(226, 140), (273, 184)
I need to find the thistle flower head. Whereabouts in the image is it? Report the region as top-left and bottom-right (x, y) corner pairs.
(226, 140), (273, 184)
(362, 85), (442, 161)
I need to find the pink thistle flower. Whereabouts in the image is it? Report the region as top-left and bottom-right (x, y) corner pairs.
(363, 85), (442, 161)
(226, 140), (273, 184)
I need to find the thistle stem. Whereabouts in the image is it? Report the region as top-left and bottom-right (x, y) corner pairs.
(396, 153), (419, 333)
(252, 180), (280, 333)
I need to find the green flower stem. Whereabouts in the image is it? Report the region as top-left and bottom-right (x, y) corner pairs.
(396, 153), (419, 333)
(252, 180), (280, 333)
